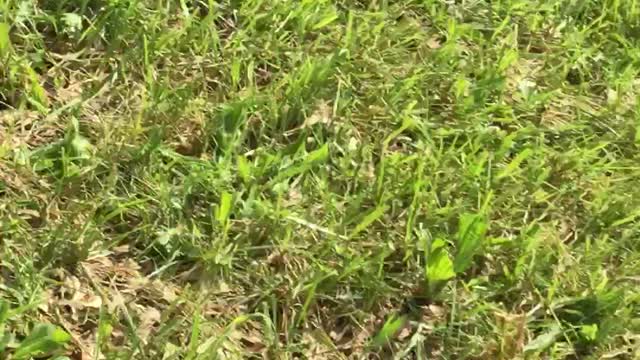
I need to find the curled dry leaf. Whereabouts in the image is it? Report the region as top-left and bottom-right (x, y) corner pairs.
(82, 254), (144, 295)
(112, 244), (130, 255)
(135, 305), (162, 344)
(146, 279), (179, 303)
(107, 293), (126, 314)
(426, 36), (441, 49)
(346, 315), (376, 353)
(225, 321), (267, 355)
(283, 187), (302, 207)
(304, 101), (332, 128)
(427, 304), (446, 319)
(52, 79), (83, 105)
(0, 110), (62, 148)
(282, 101), (333, 137)
(267, 251), (287, 268)
(330, 327), (349, 343)
(61, 290), (103, 310)
(397, 326), (412, 341)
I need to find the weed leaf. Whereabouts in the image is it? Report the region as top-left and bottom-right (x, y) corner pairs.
(523, 325), (562, 354)
(372, 315), (407, 347)
(427, 244), (455, 282)
(216, 192), (233, 224)
(271, 143), (329, 184)
(350, 205), (388, 239)
(497, 148), (533, 179)
(454, 213), (488, 273)
(13, 324), (71, 359)
(0, 23), (9, 54)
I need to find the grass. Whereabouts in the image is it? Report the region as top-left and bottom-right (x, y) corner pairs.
(1, 0), (640, 358)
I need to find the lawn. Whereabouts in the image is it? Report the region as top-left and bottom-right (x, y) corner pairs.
(1, 0), (639, 359)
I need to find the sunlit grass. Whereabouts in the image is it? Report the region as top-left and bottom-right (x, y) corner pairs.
(1, 0), (639, 358)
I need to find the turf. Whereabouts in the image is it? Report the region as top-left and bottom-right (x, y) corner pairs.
(1, 0), (640, 359)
